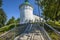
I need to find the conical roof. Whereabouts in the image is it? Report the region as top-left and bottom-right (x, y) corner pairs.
(19, 1), (33, 8)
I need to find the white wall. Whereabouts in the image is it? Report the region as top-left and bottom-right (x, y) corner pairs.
(33, 15), (44, 22)
(20, 5), (34, 24)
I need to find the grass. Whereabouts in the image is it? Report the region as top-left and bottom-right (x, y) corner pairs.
(47, 20), (60, 31)
(0, 24), (27, 40)
(44, 20), (60, 40)
(0, 22), (60, 40)
(50, 32), (60, 40)
(0, 23), (18, 35)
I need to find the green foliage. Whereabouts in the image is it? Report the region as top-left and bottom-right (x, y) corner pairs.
(0, 0), (7, 27)
(0, 24), (15, 32)
(15, 18), (20, 24)
(0, 9), (7, 27)
(25, 0), (29, 2)
(47, 20), (60, 31)
(36, 0), (60, 21)
(50, 32), (60, 40)
(6, 16), (15, 25)
(0, 0), (2, 7)
(6, 16), (20, 25)
(0, 24), (27, 40)
(44, 23), (60, 40)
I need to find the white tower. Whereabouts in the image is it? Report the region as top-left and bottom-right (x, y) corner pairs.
(19, 0), (34, 24)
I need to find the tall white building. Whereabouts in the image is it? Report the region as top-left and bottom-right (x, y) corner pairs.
(19, 0), (43, 24)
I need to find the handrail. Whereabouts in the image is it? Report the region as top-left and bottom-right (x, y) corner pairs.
(37, 23), (52, 40)
(23, 23), (33, 33)
(14, 23), (52, 40)
(14, 23), (33, 40)
(42, 27), (52, 40)
(45, 23), (60, 35)
(0, 28), (15, 37)
(0, 24), (28, 40)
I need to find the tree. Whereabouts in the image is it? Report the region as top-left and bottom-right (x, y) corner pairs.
(6, 17), (20, 25)
(54, 0), (60, 21)
(15, 18), (20, 24)
(6, 16), (15, 25)
(0, 9), (7, 26)
(25, 0), (29, 2)
(0, 0), (2, 7)
(0, 0), (7, 27)
(35, 0), (60, 21)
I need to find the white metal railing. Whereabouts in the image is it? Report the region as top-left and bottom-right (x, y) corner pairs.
(45, 23), (60, 35)
(24, 24), (33, 33)
(0, 24), (28, 40)
(14, 23), (33, 40)
(37, 23), (52, 40)
(14, 23), (52, 40)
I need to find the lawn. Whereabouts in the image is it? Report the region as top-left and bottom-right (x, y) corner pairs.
(47, 20), (60, 31)
(44, 20), (60, 40)
(0, 24), (27, 40)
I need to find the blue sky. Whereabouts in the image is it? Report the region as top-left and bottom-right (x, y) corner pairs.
(2, 0), (42, 20)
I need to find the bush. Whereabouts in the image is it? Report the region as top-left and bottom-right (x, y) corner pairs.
(45, 21), (60, 40)
(0, 24), (16, 32)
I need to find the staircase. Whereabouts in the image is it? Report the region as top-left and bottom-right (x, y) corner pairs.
(14, 23), (51, 40)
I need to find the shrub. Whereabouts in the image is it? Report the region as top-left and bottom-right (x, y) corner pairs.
(0, 24), (16, 32)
